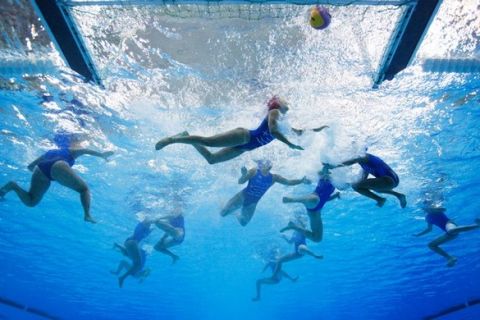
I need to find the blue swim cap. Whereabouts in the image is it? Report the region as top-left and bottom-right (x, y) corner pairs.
(256, 159), (272, 170)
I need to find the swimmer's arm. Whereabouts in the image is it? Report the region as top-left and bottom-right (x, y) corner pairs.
(27, 156), (45, 171)
(414, 224), (433, 237)
(70, 149), (114, 160)
(268, 110), (304, 150)
(332, 156), (367, 168)
(239, 168), (256, 184)
(273, 174), (311, 186)
(262, 263), (271, 273)
(328, 192), (340, 201)
(281, 234), (294, 243)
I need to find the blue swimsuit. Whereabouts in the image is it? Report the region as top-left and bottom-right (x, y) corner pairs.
(169, 215), (185, 244)
(360, 153), (399, 186)
(126, 221), (152, 243)
(308, 178), (335, 213)
(37, 149), (75, 181)
(426, 211), (450, 232)
(243, 171), (274, 207)
(236, 117), (275, 151)
(292, 231), (306, 254)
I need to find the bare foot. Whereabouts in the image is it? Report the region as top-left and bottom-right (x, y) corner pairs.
(155, 131), (189, 150)
(280, 221), (296, 233)
(252, 297), (260, 302)
(376, 197), (387, 207)
(447, 256), (457, 267)
(84, 215), (97, 224)
(171, 255), (179, 264)
(475, 218), (480, 225)
(398, 194), (407, 208)
(0, 182), (14, 198)
(118, 277), (124, 288)
(314, 255), (324, 260)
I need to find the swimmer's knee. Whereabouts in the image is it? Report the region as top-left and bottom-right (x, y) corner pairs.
(428, 242), (437, 250)
(239, 219), (249, 227)
(78, 183), (89, 194)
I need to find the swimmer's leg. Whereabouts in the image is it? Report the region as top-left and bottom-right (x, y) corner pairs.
(0, 168), (50, 206)
(110, 260), (130, 275)
(446, 223), (479, 235)
(280, 271), (299, 282)
(281, 213), (323, 242)
(353, 178), (388, 207)
(113, 243), (128, 256)
(238, 203), (257, 227)
(156, 128), (250, 150)
(155, 220), (183, 239)
(191, 146), (245, 164)
(220, 191), (243, 217)
(118, 240), (141, 287)
(154, 235), (180, 263)
(428, 233), (457, 267)
(252, 277), (279, 302)
(297, 244), (323, 259)
(378, 190), (407, 208)
(50, 161), (95, 223)
(282, 194), (319, 208)
(276, 253), (302, 265)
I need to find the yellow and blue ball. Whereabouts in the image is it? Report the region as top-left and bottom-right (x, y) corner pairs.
(309, 6), (331, 30)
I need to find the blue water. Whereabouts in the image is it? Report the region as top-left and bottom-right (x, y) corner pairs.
(1, 1), (480, 319)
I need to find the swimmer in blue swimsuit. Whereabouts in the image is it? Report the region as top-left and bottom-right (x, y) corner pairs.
(252, 253), (298, 302)
(114, 219), (155, 287)
(221, 160), (311, 226)
(281, 165), (340, 242)
(329, 152), (406, 208)
(155, 96), (328, 164)
(0, 135), (113, 223)
(111, 249), (151, 284)
(154, 208), (185, 264)
(414, 205), (480, 267)
(276, 219), (323, 267)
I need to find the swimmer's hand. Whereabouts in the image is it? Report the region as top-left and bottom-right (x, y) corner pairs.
(241, 166), (248, 176)
(289, 143), (304, 151)
(313, 125), (329, 132)
(302, 177), (312, 184)
(332, 192), (340, 200)
(27, 164), (35, 172)
(322, 163), (335, 170)
(101, 151), (114, 161)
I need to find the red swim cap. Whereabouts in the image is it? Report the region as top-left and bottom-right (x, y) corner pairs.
(267, 96), (285, 110)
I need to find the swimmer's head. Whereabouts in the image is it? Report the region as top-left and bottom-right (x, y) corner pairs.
(318, 164), (332, 177)
(267, 96), (289, 114)
(309, 6), (331, 30)
(53, 133), (73, 149)
(256, 159), (273, 173)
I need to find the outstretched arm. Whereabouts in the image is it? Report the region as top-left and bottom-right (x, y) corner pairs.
(328, 192), (340, 201)
(70, 149), (114, 160)
(239, 167), (256, 184)
(414, 224), (433, 237)
(27, 155), (45, 171)
(335, 156), (368, 168)
(268, 110), (303, 150)
(273, 174), (310, 186)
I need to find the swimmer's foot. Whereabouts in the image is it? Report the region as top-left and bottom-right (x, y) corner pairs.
(314, 255), (324, 260)
(447, 256), (457, 267)
(280, 221), (296, 233)
(376, 197), (387, 208)
(0, 182), (15, 198)
(252, 297), (260, 302)
(475, 218), (480, 226)
(84, 214), (97, 224)
(398, 194), (407, 208)
(155, 131), (189, 150)
(171, 255), (179, 265)
(118, 277), (124, 288)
